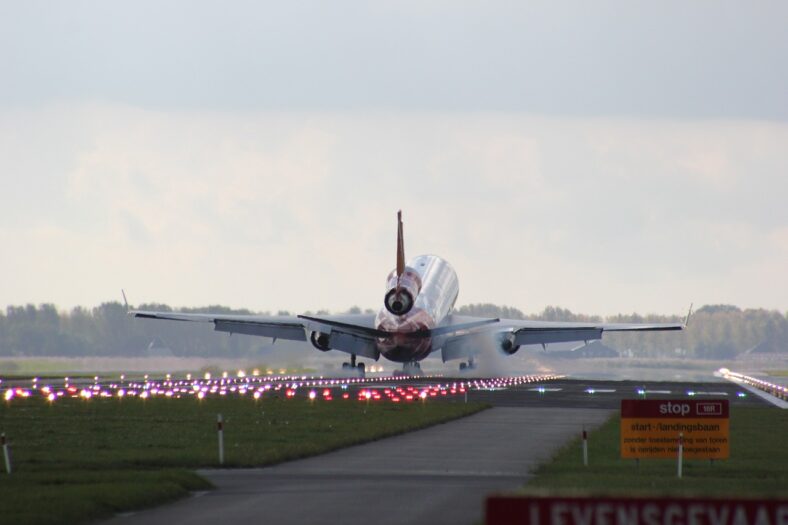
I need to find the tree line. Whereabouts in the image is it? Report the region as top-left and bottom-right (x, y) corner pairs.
(0, 302), (785, 359)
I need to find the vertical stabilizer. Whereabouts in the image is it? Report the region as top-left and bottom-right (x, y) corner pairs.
(396, 210), (405, 277)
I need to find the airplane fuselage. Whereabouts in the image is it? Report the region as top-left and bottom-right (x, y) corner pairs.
(374, 254), (459, 362)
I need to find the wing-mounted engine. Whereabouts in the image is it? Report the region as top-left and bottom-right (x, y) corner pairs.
(498, 332), (520, 355)
(310, 331), (331, 352)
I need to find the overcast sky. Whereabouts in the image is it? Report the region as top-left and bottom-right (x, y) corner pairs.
(1, 1), (786, 316)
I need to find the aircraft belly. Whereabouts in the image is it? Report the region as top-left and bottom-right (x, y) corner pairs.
(375, 307), (434, 362)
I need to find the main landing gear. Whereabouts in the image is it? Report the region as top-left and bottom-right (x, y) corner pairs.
(395, 361), (423, 377)
(459, 358), (476, 372)
(341, 354), (365, 377)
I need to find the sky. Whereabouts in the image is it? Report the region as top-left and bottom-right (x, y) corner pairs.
(1, 1), (786, 316)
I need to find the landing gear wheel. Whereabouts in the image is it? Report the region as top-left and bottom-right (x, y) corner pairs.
(401, 361), (424, 377)
(459, 359), (476, 372)
(340, 355), (364, 377)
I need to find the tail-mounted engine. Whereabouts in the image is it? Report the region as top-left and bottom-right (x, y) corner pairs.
(310, 331), (331, 352)
(498, 333), (520, 355)
(384, 268), (421, 316)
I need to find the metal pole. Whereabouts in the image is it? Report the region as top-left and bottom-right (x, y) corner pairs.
(677, 432), (683, 478)
(2, 433), (11, 474)
(582, 428), (588, 467)
(217, 414), (224, 466)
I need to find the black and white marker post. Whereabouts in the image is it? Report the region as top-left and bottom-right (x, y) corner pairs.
(2, 433), (11, 474)
(217, 414), (225, 466)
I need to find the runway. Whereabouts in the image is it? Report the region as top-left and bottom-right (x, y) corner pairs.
(462, 377), (768, 408)
(102, 377), (767, 525)
(105, 406), (611, 525)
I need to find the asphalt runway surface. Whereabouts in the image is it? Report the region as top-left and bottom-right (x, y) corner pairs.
(106, 406), (611, 525)
(103, 377), (768, 525)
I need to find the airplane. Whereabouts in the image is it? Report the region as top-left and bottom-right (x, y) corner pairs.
(130, 211), (688, 375)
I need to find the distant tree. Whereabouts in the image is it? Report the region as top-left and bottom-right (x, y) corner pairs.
(697, 304), (741, 314)
(0, 302), (785, 359)
(456, 303), (526, 319)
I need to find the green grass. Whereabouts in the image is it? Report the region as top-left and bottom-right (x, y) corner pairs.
(765, 369), (788, 377)
(522, 407), (788, 498)
(0, 359), (83, 376)
(0, 358), (314, 379)
(0, 396), (486, 524)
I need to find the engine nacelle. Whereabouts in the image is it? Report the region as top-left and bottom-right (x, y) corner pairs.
(385, 288), (414, 316)
(310, 331), (331, 352)
(384, 267), (422, 316)
(499, 334), (520, 355)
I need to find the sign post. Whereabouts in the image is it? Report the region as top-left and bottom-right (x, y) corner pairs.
(620, 399), (729, 461)
(677, 432), (683, 478)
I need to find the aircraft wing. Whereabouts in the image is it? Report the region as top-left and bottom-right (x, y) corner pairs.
(129, 309), (382, 359)
(439, 314), (686, 362)
(499, 318), (684, 346)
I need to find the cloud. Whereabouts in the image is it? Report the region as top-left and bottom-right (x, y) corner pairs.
(0, 105), (786, 314)
(1, 2), (787, 119)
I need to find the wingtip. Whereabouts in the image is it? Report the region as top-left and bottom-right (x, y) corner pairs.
(684, 303), (694, 327)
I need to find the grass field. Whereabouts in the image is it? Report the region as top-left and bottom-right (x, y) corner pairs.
(0, 357), (315, 379)
(0, 396), (486, 525)
(766, 369), (788, 377)
(523, 407), (788, 498)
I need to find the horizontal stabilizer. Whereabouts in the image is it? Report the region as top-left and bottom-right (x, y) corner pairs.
(298, 315), (390, 338)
